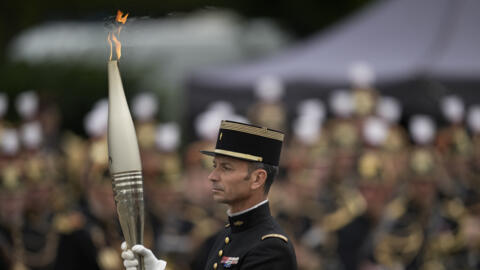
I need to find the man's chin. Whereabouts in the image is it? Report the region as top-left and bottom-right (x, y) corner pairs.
(212, 194), (228, 204)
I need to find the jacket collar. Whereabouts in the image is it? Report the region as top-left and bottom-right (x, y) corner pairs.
(227, 201), (271, 233)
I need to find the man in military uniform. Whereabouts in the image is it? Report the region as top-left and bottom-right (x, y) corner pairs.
(336, 151), (391, 270)
(121, 120), (297, 270)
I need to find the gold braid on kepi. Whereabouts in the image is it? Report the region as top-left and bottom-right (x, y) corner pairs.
(201, 120), (284, 166)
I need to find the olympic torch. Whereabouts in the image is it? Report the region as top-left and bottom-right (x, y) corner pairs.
(107, 11), (145, 270)
(108, 60), (145, 270)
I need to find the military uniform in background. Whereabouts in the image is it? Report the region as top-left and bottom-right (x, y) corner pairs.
(20, 159), (60, 270)
(54, 167), (124, 270)
(55, 104), (125, 270)
(363, 146), (470, 270)
(335, 151), (391, 270)
(0, 164), (27, 270)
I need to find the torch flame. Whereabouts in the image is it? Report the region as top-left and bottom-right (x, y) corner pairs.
(111, 34), (122, 61)
(108, 10), (129, 61)
(116, 10), (129, 24)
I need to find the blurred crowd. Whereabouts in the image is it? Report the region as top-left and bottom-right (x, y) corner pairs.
(2, 67), (480, 270)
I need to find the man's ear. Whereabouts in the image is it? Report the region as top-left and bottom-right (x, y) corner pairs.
(250, 169), (267, 191)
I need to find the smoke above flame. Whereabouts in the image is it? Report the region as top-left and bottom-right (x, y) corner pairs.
(107, 10), (129, 61)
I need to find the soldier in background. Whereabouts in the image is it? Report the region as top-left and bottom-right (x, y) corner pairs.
(466, 105), (480, 203)
(276, 99), (328, 270)
(144, 122), (199, 270)
(436, 95), (473, 201)
(132, 92), (159, 152)
(348, 63), (378, 124)
(247, 75), (287, 132)
(324, 89), (359, 183)
(360, 115), (468, 270)
(285, 99), (328, 189)
(54, 166), (123, 270)
(320, 117), (389, 270)
(55, 99), (122, 270)
(460, 105), (480, 268)
(59, 131), (88, 204)
(19, 119), (62, 270)
(376, 96), (408, 185)
(337, 151), (391, 270)
(292, 91), (364, 270)
(0, 158), (27, 270)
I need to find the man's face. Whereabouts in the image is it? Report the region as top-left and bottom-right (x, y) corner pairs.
(208, 155), (253, 205)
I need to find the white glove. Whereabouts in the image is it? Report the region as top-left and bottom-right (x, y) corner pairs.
(121, 242), (167, 270)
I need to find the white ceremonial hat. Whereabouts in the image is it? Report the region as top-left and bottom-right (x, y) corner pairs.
(0, 93), (8, 118)
(348, 62), (375, 89)
(195, 110), (225, 141)
(440, 95), (464, 123)
(196, 101), (240, 141)
(293, 114), (322, 145)
(297, 99), (326, 122)
(15, 90), (39, 120)
(21, 121), (43, 150)
(409, 115), (436, 145)
(1, 128), (20, 156)
(132, 92), (158, 122)
(84, 99), (108, 137)
(467, 105), (480, 133)
(155, 122), (180, 152)
(362, 116), (388, 147)
(254, 75), (285, 102)
(329, 89), (353, 118)
(207, 100), (235, 115)
(92, 98), (108, 113)
(376, 96), (402, 124)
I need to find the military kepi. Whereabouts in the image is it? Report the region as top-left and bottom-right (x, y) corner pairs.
(201, 120), (284, 166)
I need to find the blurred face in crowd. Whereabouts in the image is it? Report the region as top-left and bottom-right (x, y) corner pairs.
(0, 190), (25, 227)
(208, 155), (266, 212)
(26, 181), (53, 213)
(359, 182), (389, 220)
(88, 180), (116, 220)
(408, 177), (436, 208)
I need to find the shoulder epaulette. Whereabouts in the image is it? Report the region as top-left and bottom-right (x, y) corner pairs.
(261, 234), (288, 243)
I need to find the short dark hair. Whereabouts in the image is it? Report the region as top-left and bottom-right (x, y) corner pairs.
(246, 162), (278, 194)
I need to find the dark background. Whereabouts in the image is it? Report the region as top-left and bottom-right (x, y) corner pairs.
(0, 0), (374, 134)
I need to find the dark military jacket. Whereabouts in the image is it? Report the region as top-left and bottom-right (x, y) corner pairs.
(203, 202), (297, 270)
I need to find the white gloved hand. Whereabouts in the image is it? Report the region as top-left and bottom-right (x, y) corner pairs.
(121, 242), (167, 270)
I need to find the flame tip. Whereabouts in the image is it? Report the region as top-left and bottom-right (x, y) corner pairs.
(116, 10), (129, 24)
(108, 10), (128, 61)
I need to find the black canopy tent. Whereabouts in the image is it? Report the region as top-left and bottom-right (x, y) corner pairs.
(185, 0), (480, 129)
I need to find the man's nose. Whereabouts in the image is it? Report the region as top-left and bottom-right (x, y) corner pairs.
(208, 168), (219, 182)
